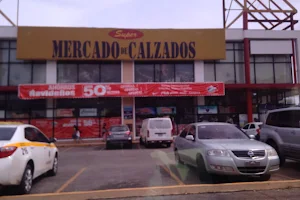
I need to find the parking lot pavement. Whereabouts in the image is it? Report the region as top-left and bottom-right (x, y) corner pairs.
(102, 188), (300, 200)
(1, 144), (300, 196)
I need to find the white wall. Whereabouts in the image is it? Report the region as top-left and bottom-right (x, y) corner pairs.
(0, 27), (17, 39)
(250, 40), (293, 55)
(194, 61), (204, 82)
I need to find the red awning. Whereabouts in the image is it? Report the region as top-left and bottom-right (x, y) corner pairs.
(18, 82), (225, 100)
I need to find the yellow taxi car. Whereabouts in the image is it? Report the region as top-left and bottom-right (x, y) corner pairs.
(0, 122), (58, 194)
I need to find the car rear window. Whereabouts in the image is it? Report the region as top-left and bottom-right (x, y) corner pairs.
(109, 126), (129, 132)
(149, 120), (171, 129)
(0, 127), (17, 140)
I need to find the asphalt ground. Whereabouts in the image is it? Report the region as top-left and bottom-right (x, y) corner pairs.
(100, 188), (300, 200)
(1, 143), (300, 196)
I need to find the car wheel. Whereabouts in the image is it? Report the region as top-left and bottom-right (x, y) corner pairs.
(174, 149), (183, 165)
(196, 155), (218, 183)
(268, 141), (285, 166)
(17, 164), (33, 194)
(128, 142), (133, 149)
(166, 143), (171, 148)
(259, 174), (271, 181)
(106, 143), (111, 149)
(48, 155), (58, 176)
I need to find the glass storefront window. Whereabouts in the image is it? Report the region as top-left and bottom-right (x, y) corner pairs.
(274, 55), (291, 62)
(250, 64), (255, 83)
(274, 63), (292, 83)
(0, 41), (9, 48)
(235, 63), (245, 83)
(175, 64), (194, 82)
(0, 64), (8, 85)
(215, 63), (235, 83)
(155, 64), (175, 82)
(0, 49), (9, 62)
(135, 62), (194, 83)
(9, 64), (32, 85)
(101, 64), (121, 82)
(220, 51), (234, 63)
(9, 49), (23, 63)
(255, 55), (273, 62)
(79, 64), (100, 83)
(33, 64), (46, 83)
(135, 64), (154, 82)
(57, 64), (78, 83)
(235, 50), (244, 63)
(255, 63), (274, 83)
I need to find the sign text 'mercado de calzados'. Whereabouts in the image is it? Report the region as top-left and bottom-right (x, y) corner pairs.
(16, 27), (226, 61)
(52, 40), (196, 60)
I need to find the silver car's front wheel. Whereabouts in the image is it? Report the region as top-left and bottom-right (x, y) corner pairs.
(174, 150), (183, 164)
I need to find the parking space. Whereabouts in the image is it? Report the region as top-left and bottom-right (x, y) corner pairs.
(1, 144), (300, 196)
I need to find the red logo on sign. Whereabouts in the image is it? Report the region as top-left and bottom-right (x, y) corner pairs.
(109, 29), (144, 40)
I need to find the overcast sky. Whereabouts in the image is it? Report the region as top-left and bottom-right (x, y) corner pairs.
(0, 0), (299, 29)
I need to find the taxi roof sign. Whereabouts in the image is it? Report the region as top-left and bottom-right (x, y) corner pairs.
(0, 122), (24, 125)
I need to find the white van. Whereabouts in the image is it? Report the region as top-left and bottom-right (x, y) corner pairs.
(140, 118), (173, 147)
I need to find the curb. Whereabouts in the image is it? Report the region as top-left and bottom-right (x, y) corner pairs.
(2, 180), (300, 200)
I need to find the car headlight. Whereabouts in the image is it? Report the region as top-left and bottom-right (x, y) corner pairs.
(267, 149), (278, 157)
(207, 149), (230, 157)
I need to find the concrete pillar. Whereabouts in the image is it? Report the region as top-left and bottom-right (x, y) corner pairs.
(194, 61), (205, 121)
(121, 61), (136, 139)
(45, 61), (57, 118)
(46, 61), (57, 84)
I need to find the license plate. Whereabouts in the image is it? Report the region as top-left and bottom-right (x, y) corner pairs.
(245, 161), (260, 167)
(114, 135), (124, 138)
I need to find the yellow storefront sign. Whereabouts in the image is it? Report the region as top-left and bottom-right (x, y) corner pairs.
(17, 27), (226, 61)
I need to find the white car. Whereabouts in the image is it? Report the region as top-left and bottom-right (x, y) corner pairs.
(242, 122), (263, 137)
(0, 123), (58, 194)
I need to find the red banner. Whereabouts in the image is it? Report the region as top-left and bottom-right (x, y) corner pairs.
(18, 82), (225, 99)
(53, 118), (77, 139)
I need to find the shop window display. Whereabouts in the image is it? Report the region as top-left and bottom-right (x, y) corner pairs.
(57, 62), (121, 83)
(9, 64), (32, 85)
(57, 64), (78, 83)
(101, 64), (121, 82)
(135, 62), (194, 83)
(54, 98), (121, 139)
(78, 64), (100, 83)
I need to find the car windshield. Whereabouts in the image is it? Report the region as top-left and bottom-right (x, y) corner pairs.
(109, 126), (129, 132)
(0, 127), (17, 140)
(198, 124), (249, 139)
(149, 120), (171, 129)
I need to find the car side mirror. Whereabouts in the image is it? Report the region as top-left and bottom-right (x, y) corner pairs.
(49, 137), (57, 143)
(249, 135), (255, 140)
(185, 135), (194, 141)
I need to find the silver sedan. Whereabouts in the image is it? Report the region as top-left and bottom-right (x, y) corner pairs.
(174, 122), (280, 182)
